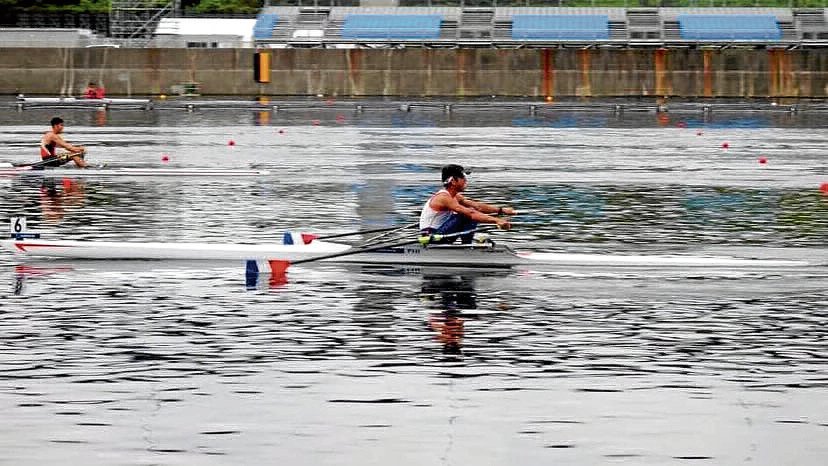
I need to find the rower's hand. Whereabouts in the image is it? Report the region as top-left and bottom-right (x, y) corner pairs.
(502, 207), (517, 216)
(496, 217), (511, 230)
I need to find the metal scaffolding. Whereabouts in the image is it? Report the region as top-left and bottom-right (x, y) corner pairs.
(109, 0), (178, 42)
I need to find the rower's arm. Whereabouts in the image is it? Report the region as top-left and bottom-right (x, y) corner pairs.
(438, 194), (501, 224)
(459, 196), (516, 216)
(52, 136), (84, 153)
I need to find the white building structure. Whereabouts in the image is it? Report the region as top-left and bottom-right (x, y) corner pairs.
(150, 18), (257, 48)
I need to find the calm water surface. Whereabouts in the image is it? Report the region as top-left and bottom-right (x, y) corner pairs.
(0, 104), (827, 465)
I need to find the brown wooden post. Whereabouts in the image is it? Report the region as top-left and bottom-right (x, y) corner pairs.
(654, 48), (667, 96)
(542, 48), (554, 100)
(703, 49), (714, 98)
(578, 49), (591, 97)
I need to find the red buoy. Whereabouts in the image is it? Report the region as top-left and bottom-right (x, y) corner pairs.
(161, 154), (170, 163)
(758, 157), (767, 164)
(278, 129), (285, 134)
(228, 140), (236, 146)
(696, 130), (703, 136)
(721, 142), (729, 149)
(312, 120), (320, 126)
(820, 182), (828, 194)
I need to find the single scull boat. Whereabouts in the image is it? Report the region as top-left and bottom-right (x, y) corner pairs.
(0, 237), (813, 269)
(16, 96), (152, 109)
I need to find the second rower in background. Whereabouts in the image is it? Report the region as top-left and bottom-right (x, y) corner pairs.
(420, 164), (516, 244)
(83, 82), (105, 99)
(40, 117), (88, 168)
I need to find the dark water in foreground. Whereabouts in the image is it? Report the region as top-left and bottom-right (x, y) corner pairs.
(0, 106), (827, 465)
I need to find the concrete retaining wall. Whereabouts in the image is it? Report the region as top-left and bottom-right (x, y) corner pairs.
(0, 47), (825, 98)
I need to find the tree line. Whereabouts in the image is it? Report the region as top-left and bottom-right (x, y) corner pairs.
(0, 0), (266, 14)
(1, 0), (821, 13)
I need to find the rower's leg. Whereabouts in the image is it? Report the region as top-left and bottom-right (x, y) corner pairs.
(435, 214), (478, 244)
(71, 154), (88, 168)
(456, 217), (478, 244)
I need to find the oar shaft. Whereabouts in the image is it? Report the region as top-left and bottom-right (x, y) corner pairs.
(289, 226), (492, 267)
(362, 222), (420, 244)
(290, 238), (420, 266)
(318, 222), (418, 240)
(17, 151), (86, 170)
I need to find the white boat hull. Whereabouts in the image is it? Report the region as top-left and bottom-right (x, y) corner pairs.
(18, 97), (151, 108)
(0, 238), (813, 269)
(0, 239), (349, 261)
(0, 166), (270, 177)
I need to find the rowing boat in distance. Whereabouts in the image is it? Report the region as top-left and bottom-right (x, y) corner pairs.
(16, 96), (152, 109)
(0, 163), (270, 177)
(0, 237), (815, 269)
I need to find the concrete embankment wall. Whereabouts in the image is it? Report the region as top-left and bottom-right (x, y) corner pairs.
(0, 47), (826, 98)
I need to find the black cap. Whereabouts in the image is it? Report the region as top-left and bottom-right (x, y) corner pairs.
(441, 164), (469, 184)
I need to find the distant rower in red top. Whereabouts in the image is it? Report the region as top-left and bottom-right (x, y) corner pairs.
(40, 117), (87, 168)
(83, 82), (105, 99)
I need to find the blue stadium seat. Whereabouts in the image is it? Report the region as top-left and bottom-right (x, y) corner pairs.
(678, 15), (781, 40)
(254, 14), (279, 40)
(511, 15), (610, 40)
(341, 14), (442, 40)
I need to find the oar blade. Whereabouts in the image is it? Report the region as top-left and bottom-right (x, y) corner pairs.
(268, 259), (291, 275)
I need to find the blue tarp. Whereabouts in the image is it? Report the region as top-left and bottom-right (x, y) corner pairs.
(253, 14), (279, 40)
(678, 15), (781, 40)
(342, 14), (442, 39)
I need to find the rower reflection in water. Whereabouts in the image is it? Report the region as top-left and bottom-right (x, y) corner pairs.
(423, 274), (478, 355)
(420, 164), (516, 244)
(39, 178), (86, 223)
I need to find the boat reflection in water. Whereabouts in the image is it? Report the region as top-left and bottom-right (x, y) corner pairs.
(12, 264), (74, 296)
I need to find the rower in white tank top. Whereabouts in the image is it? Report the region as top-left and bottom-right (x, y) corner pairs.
(418, 164), (517, 244)
(419, 189), (453, 231)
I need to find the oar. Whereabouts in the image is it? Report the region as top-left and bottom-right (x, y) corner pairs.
(359, 222), (421, 245)
(269, 226), (495, 275)
(316, 222), (418, 241)
(268, 237), (422, 275)
(13, 151), (86, 170)
(13, 157), (59, 170)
